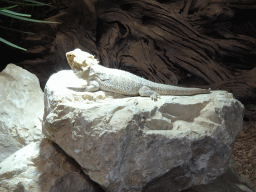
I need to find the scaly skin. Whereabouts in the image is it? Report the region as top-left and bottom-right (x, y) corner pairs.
(66, 48), (211, 100)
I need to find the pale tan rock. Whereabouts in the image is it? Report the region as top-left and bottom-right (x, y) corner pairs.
(43, 70), (245, 192)
(0, 64), (45, 162)
(0, 139), (96, 192)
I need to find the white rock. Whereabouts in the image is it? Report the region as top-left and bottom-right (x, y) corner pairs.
(43, 70), (244, 192)
(0, 139), (96, 192)
(0, 64), (45, 162)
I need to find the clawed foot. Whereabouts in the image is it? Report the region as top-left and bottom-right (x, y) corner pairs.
(150, 93), (160, 101)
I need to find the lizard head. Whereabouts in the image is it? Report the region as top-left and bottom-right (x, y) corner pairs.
(66, 48), (98, 76)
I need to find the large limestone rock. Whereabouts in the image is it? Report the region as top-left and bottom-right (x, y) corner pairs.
(0, 64), (45, 162)
(43, 70), (245, 192)
(0, 139), (98, 192)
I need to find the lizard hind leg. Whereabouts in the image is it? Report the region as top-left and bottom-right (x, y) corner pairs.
(139, 86), (160, 101)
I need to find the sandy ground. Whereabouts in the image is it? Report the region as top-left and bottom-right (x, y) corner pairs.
(232, 120), (256, 191)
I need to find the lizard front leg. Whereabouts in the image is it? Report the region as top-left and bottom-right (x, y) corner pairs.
(84, 80), (100, 92)
(139, 86), (160, 101)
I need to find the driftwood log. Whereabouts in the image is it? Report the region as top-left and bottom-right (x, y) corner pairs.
(2, 0), (256, 112)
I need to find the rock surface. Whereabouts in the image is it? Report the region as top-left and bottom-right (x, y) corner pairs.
(0, 139), (99, 192)
(191, 168), (254, 192)
(0, 64), (45, 162)
(42, 70), (245, 192)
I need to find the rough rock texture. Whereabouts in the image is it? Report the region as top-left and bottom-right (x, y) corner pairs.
(0, 139), (100, 192)
(0, 64), (45, 162)
(43, 70), (245, 192)
(191, 166), (254, 192)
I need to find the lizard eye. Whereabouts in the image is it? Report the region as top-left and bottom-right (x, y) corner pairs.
(67, 53), (75, 59)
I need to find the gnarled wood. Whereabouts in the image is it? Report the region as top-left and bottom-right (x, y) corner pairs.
(3, 0), (255, 106)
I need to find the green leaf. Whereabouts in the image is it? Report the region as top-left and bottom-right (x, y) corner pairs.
(0, 5), (18, 10)
(23, 0), (52, 6)
(0, 26), (34, 34)
(2, 0), (53, 7)
(0, 37), (27, 51)
(0, 11), (60, 23)
(1, 9), (31, 17)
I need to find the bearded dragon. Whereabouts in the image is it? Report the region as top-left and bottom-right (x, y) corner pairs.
(66, 48), (211, 100)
